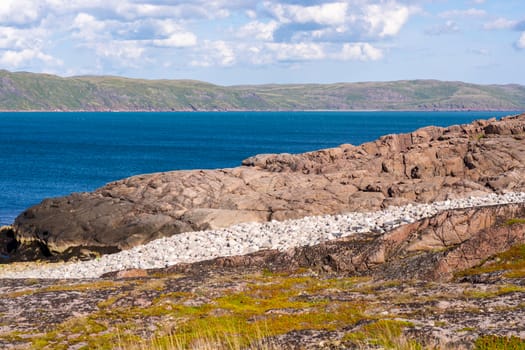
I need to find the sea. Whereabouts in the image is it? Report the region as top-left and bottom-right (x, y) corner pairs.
(0, 111), (518, 226)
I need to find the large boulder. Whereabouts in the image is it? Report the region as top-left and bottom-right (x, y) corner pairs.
(9, 113), (525, 260)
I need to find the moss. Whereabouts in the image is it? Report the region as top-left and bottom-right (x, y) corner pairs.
(458, 327), (476, 332)
(505, 218), (525, 226)
(463, 285), (525, 299)
(456, 244), (525, 279)
(42, 280), (126, 292)
(475, 335), (525, 350)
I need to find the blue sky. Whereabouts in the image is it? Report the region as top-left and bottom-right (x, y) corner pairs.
(0, 0), (524, 85)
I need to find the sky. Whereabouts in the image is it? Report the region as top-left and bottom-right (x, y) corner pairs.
(0, 0), (524, 85)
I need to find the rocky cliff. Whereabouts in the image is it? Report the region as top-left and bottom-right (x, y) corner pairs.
(9, 113), (525, 260)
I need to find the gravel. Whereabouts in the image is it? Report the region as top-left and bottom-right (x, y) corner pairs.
(2, 192), (525, 279)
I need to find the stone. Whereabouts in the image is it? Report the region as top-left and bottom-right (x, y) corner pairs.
(10, 113), (525, 260)
(115, 268), (148, 279)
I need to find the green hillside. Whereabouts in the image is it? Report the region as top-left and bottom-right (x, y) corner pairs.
(0, 70), (524, 111)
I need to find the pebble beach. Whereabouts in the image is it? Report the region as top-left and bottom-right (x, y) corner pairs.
(1, 192), (525, 279)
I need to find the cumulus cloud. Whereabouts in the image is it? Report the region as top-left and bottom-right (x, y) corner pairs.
(152, 32), (197, 48)
(71, 13), (108, 41)
(191, 41), (236, 67)
(0, 0), (416, 73)
(265, 2), (348, 26)
(0, 48), (61, 68)
(339, 42), (383, 61)
(238, 20), (279, 41)
(149, 19), (198, 47)
(483, 18), (518, 30)
(363, 2), (412, 38)
(266, 42), (326, 61)
(439, 8), (486, 18)
(0, 26), (44, 49)
(93, 40), (145, 65)
(0, 0), (43, 25)
(263, 0), (414, 42)
(517, 32), (525, 49)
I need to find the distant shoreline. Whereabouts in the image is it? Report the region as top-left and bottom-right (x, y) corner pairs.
(1, 71), (524, 112)
(0, 109), (522, 113)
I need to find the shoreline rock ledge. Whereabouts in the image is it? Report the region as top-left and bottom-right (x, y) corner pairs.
(9, 113), (525, 261)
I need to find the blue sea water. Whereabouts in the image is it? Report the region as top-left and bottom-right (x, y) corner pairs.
(0, 111), (518, 225)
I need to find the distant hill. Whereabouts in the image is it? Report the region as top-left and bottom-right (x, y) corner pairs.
(0, 70), (524, 111)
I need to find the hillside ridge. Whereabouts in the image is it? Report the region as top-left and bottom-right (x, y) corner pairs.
(1, 70), (524, 111)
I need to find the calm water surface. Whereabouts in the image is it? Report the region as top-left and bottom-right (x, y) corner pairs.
(0, 111), (517, 225)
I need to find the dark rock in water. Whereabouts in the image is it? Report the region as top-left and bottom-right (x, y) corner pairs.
(11, 113), (525, 260)
(0, 226), (18, 260)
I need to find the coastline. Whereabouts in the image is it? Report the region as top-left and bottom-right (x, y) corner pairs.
(0, 108), (522, 113)
(2, 192), (524, 279)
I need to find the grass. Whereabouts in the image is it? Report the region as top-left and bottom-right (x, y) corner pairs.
(3, 268), (525, 349)
(463, 285), (525, 299)
(5, 272), (372, 350)
(343, 319), (422, 349)
(475, 335), (525, 350)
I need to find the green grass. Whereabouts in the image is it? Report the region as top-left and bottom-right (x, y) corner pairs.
(475, 335), (525, 350)
(343, 319), (422, 349)
(3, 273), (371, 350)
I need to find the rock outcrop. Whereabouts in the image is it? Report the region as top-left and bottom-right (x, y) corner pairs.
(154, 202), (525, 282)
(10, 113), (525, 259)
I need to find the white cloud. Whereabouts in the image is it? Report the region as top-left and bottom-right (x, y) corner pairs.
(238, 21), (279, 41)
(267, 2), (348, 26)
(71, 13), (107, 41)
(191, 40), (236, 67)
(439, 8), (486, 18)
(112, 1), (234, 21)
(0, 49), (61, 68)
(339, 42), (383, 61)
(152, 32), (197, 48)
(363, 2), (412, 38)
(266, 42), (325, 61)
(93, 41), (145, 63)
(483, 18), (518, 30)
(0, 27), (32, 49)
(147, 19), (198, 47)
(517, 32), (525, 49)
(0, 0), (42, 25)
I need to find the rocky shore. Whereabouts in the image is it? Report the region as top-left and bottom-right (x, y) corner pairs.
(7, 113), (525, 262)
(2, 192), (525, 279)
(1, 113), (525, 349)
